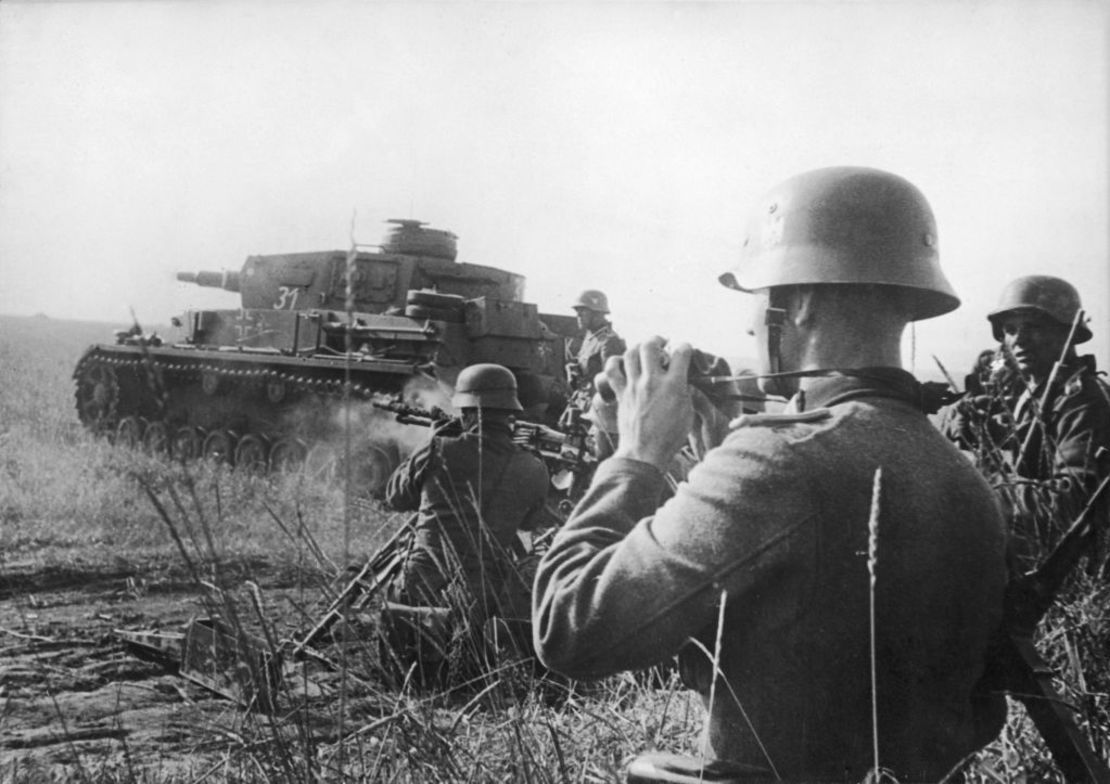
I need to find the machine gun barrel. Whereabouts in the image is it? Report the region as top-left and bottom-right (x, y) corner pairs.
(176, 270), (242, 292)
(372, 400), (455, 427)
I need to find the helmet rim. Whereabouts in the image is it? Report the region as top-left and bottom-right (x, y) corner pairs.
(451, 363), (524, 411)
(719, 166), (959, 321)
(987, 275), (1091, 344)
(572, 289), (611, 315)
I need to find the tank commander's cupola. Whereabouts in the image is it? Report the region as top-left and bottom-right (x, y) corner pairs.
(381, 219), (458, 261)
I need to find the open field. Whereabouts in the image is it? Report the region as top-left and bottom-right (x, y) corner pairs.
(1, 313), (1107, 782)
(0, 314), (703, 782)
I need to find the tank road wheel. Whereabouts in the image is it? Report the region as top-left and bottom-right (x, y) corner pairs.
(356, 445), (397, 498)
(202, 429), (237, 464)
(75, 362), (119, 433)
(115, 416), (144, 449)
(171, 426), (205, 461)
(142, 421), (170, 454)
(269, 437), (308, 472)
(234, 434), (270, 473)
(333, 444), (398, 498)
(303, 443), (338, 482)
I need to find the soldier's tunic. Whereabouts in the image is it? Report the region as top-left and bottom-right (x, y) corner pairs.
(565, 322), (626, 459)
(570, 322), (626, 391)
(386, 420), (549, 614)
(533, 370), (1007, 782)
(942, 355), (1110, 570)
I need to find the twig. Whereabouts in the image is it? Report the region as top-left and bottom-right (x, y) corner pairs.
(0, 627), (54, 642)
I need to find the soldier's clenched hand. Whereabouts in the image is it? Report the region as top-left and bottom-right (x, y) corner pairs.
(607, 336), (695, 471)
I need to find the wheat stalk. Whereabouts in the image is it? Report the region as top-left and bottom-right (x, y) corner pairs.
(868, 467), (882, 783)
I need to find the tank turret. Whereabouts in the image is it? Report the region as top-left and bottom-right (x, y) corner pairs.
(175, 220), (524, 312)
(76, 219), (579, 497)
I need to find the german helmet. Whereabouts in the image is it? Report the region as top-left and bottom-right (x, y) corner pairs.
(987, 275), (1090, 344)
(451, 363), (523, 411)
(572, 290), (611, 315)
(718, 166), (960, 320)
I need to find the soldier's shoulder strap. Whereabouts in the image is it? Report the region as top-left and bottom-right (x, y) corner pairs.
(728, 408), (832, 430)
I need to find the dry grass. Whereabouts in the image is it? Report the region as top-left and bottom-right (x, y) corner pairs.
(1, 314), (1107, 783)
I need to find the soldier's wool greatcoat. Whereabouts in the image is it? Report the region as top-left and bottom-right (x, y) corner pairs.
(533, 370), (1008, 782)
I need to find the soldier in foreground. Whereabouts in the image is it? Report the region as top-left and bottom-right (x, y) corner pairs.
(533, 167), (1008, 781)
(565, 289), (627, 458)
(383, 364), (550, 673)
(943, 276), (1110, 573)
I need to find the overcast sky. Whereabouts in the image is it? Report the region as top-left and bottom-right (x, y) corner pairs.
(1, 0), (1107, 378)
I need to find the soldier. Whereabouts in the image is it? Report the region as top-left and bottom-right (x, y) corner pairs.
(943, 275), (1110, 572)
(568, 289), (627, 388)
(383, 364), (551, 675)
(964, 346), (1005, 397)
(565, 289), (626, 458)
(533, 167), (1008, 781)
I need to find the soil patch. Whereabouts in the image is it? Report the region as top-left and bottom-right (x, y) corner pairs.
(0, 557), (363, 778)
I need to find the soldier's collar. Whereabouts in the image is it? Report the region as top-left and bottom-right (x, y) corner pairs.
(787, 367), (958, 415)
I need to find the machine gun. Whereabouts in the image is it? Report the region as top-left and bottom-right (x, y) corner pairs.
(624, 472), (1110, 784)
(373, 400), (455, 428)
(374, 399), (597, 513)
(514, 416), (589, 465)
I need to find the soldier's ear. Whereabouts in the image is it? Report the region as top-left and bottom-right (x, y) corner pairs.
(785, 287), (816, 330)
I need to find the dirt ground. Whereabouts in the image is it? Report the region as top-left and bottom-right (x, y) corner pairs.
(0, 557), (368, 778)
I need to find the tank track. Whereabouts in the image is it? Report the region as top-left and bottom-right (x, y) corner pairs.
(73, 346), (423, 493)
(74, 348), (411, 405)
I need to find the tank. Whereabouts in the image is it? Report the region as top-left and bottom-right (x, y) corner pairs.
(73, 220), (580, 493)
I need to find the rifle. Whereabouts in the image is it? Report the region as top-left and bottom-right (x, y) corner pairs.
(988, 469), (1110, 784)
(1014, 307), (1086, 471)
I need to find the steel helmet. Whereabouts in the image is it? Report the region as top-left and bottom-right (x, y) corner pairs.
(718, 166), (960, 320)
(987, 275), (1090, 344)
(572, 289), (610, 314)
(451, 363), (523, 411)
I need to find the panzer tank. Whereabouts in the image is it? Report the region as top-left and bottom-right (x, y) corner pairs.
(73, 220), (579, 493)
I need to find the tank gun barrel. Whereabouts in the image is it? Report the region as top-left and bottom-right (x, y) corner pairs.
(176, 270), (241, 292)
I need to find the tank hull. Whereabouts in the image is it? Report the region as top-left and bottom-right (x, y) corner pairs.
(75, 307), (574, 494)
(74, 221), (580, 495)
